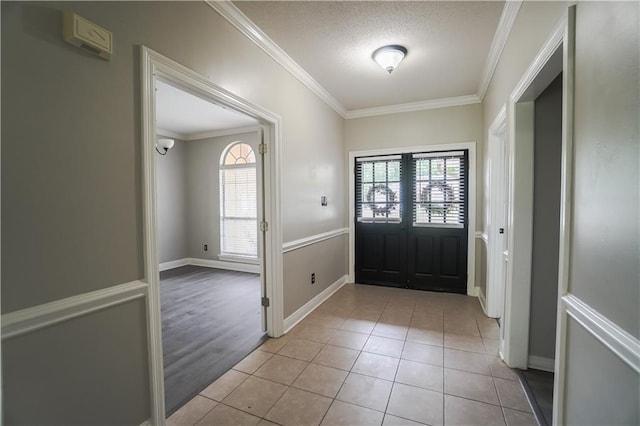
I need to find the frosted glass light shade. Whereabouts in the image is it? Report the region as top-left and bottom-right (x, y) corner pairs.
(372, 45), (407, 74)
(158, 138), (175, 150)
(156, 138), (175, 155)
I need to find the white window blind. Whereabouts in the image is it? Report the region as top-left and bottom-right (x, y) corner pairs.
(412, 151), (466, 228)
(220, 143), (258, 258)
(355, 155), (402, 223)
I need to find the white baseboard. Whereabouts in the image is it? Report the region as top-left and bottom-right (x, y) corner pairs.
(159, 257), (260, 274)
(140, 420), (152, 426)
(283, 275), (348, 333)
(159, 258), (189, 271)
(188, 257), (260, 274)
(478, 288), (488, 315)
(528, 355), (555, 372)
(468, 286), (480, 297)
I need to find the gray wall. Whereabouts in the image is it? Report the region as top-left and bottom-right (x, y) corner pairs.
(562, 2), (639, 423)
(283, 234), (349, 318)
(564, 318), (639, 425)
(529, 73), (562, 361)
(186, 131), (260, 260)
(569, 1), (639, 338)
(2, 1), (346, 423)
(157, 137), (188, 264)
(3, 299), (150, 425)
(482, 1), (638, 422)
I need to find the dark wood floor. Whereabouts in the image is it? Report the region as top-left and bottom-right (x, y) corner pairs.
(520, 369), (554, 425)
(160, 265), (266, 415)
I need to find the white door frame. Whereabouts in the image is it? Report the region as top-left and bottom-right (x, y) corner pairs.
(348, 142), (477, 296)
(501, 15), (566, 369)
(486, 106), (507, 318)
(140, 46), (283, 424)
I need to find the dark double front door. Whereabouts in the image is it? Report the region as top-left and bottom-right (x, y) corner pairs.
(355, 151), (468, 293)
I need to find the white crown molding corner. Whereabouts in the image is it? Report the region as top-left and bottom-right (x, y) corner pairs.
(282, 228), (349, 253)
(344, 94), (481, 120)
(563, 294), (640, 374)
(528, 355), (555, 372)
(1, 280), (148, 340)
(283, 275), (348, 333)
(478, 0), (523, 100)
(206, 1), (347, 118)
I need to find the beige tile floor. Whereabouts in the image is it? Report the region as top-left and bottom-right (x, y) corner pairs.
(167, 284), (537, 426)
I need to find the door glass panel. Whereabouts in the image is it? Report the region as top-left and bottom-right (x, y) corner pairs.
(413, 151), (466, 227)
(356, 155), (402, 222)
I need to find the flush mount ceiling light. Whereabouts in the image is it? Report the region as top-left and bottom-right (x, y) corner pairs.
(372, 45), (408, 74)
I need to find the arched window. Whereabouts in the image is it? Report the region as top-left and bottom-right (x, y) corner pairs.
(220, 142), (257, 258)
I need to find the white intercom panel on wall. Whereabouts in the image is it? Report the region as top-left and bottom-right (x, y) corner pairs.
(62, 11), (113, 60)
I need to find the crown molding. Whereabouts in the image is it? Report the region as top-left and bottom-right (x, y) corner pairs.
(206, 0), (347, 118)
(344, 94), (481, 120)
(185, 125), (261, 141)
(478, 0), (523, 100)
(156, 128), (188, 140)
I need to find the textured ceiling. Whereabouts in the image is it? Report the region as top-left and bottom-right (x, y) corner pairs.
(155, 80), (258, 137)
(234, 1), (504, 111)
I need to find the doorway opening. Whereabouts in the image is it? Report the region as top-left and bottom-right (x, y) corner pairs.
(498, 18), (567, 426)
(154, 77), (266, 414)
(141, 47), (284, 423)
(354, 151), (468, 293)
(348, 143), (477, 296)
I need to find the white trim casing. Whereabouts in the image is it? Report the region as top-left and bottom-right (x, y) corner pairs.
(485, 105), (508, 320)
(553, 8), (575, 424)
(502, 14), (566, 370)
(141, 46), (284, 425)
(348, 142), (477, 296)
(1, 280), (148, 340)
(282, 228), (349, 253)
(478, 1), (523, 99)
(344, 95), (480, 120)
(283, 275), (348, 333)
(528, 355), (555, 372)
(562, 294), (640, 374)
